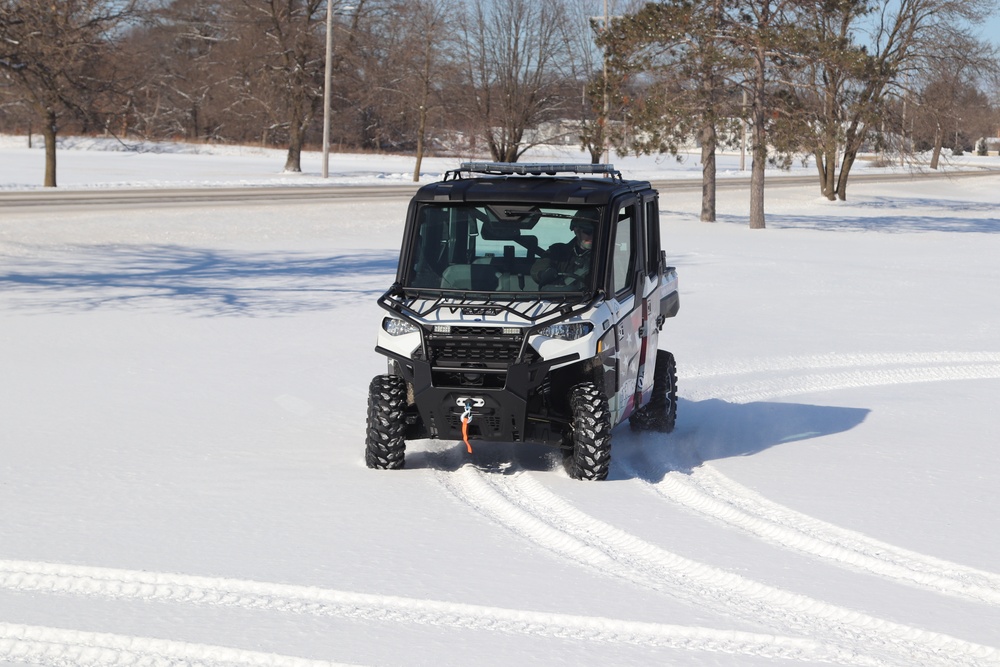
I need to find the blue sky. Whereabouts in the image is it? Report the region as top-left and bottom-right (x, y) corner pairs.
(981, 14), (1000, 46)
(969, 8), (1000, 45)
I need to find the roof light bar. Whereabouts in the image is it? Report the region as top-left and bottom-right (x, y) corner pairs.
(458, 162), (621, 179)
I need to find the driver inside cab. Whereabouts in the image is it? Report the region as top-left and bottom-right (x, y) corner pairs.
(531, 213), (596, 288)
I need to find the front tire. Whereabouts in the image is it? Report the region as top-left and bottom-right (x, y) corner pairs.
(629, 350), (678, 433)
(365, 375), (407, 469)
(565, 382), (612, 481)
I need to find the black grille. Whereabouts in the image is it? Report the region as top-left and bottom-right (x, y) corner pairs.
(448, 326), (507, 336)
(429, 339), (521, 365)
(426, 327), (535, 368)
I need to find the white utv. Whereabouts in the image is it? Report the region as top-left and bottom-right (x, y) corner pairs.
(368, 163), (679, 480)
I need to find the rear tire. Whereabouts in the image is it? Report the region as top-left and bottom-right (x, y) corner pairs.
(629, 350), (677, 433)
(565, 382), (612, 481)
(365, 375), (407, 469)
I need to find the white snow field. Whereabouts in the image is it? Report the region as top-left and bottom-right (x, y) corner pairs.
(2, 138), (1000, 666)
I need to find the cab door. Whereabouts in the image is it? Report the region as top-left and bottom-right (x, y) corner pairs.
(606, 199), (643, 424)
(633, 194), (662, 410)
(605, 195), (663, 425)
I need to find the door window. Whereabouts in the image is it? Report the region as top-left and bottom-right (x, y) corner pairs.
(610, 205), (637, 296)
(645, 198), (660, 278)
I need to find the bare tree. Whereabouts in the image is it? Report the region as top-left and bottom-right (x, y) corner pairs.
(457, 0), (571, 162)
(340, 0), (448, 155)
(803, 0), (997, 200)
(910, 33), (999, 168)
(0, 0), (141, 186)
(404, 0), (453, 181)
(121, 0), (231, 141)
(790, 0), (872, 200)
(226, 0), (333, 172)
(556, 0), (636, 165)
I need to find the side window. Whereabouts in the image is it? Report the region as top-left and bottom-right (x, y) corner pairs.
(645, 198), (661, 278)
(610, 205), (637, 296)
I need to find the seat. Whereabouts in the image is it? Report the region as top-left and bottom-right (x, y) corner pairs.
(440, 264), (499, 291)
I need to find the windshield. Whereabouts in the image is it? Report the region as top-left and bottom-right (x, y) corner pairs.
(404, 203), (602, 294)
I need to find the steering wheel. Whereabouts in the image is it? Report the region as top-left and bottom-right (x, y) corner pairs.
(556, 272), (586, 289)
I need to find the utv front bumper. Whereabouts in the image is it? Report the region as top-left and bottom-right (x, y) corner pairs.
(375, 338), (579, 446)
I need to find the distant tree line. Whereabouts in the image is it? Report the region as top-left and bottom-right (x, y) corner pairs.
(599, 0), (1000, 226)
(2, 0), (998, 228)
(1, 0), (605, 186)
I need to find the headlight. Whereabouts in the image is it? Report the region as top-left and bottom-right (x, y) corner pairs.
(382, 317), (418, 336)
(537, 322), (593, 341)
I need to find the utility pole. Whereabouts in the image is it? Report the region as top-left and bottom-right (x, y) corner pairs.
(322, 1), (335, 178)
(602, 0), (610, 164)
(592, 0), (619, 164)
(322, 3), (355, 178)
(740, 88), (747, 171)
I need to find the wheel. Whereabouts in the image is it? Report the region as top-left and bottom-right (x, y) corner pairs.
(365, 375), (407, 469)
(565, 382), (612, 481)
(629, 350), (678, 433)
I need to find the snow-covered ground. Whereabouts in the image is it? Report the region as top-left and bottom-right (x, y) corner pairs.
(4, 133), (1000, 189)
(1, 139), (1000, 667)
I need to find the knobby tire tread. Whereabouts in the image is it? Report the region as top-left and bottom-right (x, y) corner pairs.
(629, 349), (678, 433)
(566, 382), (612, 481)
(365, 375), (407, 469)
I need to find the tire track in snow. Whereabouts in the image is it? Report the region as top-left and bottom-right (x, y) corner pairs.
(0, 561), (867, 665)
(685, 358), (1000, 405)
(0, 623), (357, 667)
(435, 464), (999, 667)
(624, 353), (1000, 606)
(683, 351), (1000, 381)
(626, 460), (1000, 606)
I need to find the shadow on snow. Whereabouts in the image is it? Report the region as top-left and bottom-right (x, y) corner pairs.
(614, 397), (870, 482)
(0, 244), (399, 316)
(664, 192), (1000, 233)
(400, 397), (871, 481)
(715, 195), (999, 233)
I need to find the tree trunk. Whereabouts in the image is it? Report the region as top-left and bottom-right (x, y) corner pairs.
(591, 145), (602, 164)
(835, 116), (867, 201)
(835, 151), (856, 201)
(414, 103), (427, 182)
(815, 146), (838, 201)
(749, 145), (766, 229)
(284, 119), (304, 173)
(189, 105), (199, 140)
(930, 123), (943, 170)
(815, 79), (840, 200)
(825, 149), (838, 200)
(284, 142), (302, 172)
(814, 150), (825, 192)
(486, 132), (501, 162)
(699, 122), (717, 222)
(43, 110), (58, 188)
(749, 58), (767, 229)
(414, 36), (433, 183)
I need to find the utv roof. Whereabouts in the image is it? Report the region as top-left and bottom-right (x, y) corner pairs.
(412, 162), (655, 206)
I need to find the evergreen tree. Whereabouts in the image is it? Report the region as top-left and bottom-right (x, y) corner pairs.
(602, 0), (744, 222)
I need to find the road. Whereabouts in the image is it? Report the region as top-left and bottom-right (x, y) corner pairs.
(2, 167), (997, 212)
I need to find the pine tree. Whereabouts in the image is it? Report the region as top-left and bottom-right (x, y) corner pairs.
(602, 0), (744, 223)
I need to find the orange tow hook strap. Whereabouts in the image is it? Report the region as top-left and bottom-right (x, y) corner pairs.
(461, 402), (473, 454)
